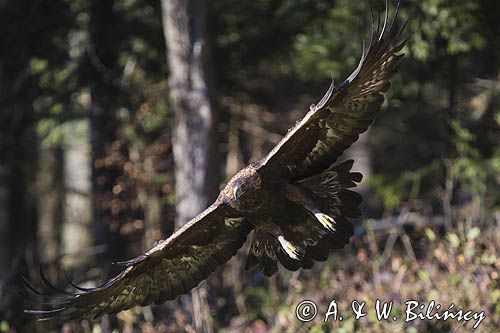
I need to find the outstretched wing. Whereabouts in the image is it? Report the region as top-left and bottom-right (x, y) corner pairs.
(24, 202), (251, 321)
(259, 4), (409, 180)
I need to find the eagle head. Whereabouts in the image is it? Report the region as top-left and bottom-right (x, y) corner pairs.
(224, 166), (263, 211)
(232, 172), (261, 201)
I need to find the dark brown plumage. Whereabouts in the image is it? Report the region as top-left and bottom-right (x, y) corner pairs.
(24, 3), (408, 321)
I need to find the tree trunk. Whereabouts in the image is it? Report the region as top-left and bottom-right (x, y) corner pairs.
(144, 156), (162, 249)
(347, 130), (372, 191)
(161, 1), (218, 332)
(0, 120), (38, 324)
(85, 0), (125, 262)
(61, 119), (93, 268)
(346, 130), (375, 216)
(37, 146), (64, 279)
(0, 164), (9, 275)
(162, 0), (218, 226)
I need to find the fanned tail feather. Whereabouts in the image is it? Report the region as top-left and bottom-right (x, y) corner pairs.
(296, 159), (363, 219)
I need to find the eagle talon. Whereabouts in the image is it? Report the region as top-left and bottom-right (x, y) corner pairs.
(277, 236), (302, 260)
(314, 213), (336, 233)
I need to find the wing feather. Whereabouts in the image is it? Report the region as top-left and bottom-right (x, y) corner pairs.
(24, 203), (251, 321)
(259, 3), (408, 180)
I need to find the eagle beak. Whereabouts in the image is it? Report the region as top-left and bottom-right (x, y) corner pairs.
(233, 185), (245, 201)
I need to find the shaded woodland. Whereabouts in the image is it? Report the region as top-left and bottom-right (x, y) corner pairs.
(0, 0), (498, 332)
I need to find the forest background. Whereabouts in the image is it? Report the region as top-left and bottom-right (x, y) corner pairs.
(0, 0), (498, 332)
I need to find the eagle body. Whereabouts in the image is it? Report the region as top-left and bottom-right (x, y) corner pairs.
(218, 159), (360, 276)
(25, 3), (409, 321)
(220, 158), (361, 275)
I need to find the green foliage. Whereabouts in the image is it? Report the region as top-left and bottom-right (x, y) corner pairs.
(450, 120), (487, 195)
(370, 174), (410, 210)
(1, 0), (499, 331)
(454, 77), (500, 210)
(290, 0), (370, 81)
(0, 321), (9, 333)
(370, 162), (441, 211)
(411, 0), (486, 60)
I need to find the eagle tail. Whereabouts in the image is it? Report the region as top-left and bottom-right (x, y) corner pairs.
(295, 159), (363, 219)
(281, 159), (362, 259)
(278, 205), (353, 267)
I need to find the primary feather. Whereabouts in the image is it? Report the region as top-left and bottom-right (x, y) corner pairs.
(260, 2), (408, 180)
(25, 204), (251, 321)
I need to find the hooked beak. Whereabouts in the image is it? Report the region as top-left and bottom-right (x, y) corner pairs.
(233, 185), (245, 201)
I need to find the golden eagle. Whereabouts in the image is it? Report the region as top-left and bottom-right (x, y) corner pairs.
(25, 3), (408, 321)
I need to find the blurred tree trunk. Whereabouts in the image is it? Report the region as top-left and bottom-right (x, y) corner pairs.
(9, 134), (39, 250)
(84, 0), (125, 262)
(61, 120), (93, 268)
(37, 146), (64, 279)
(161, 0), (218, 332)
(10, 131), (38, 264)
(0, 115), (38, 323)
(347, 131), (375, 216)
(0, 162), (13, 327)
(347, 130), (372, 191)
(144, 156), (162, 249)
(60, 0), (122, 268)
(88, 0), (114, 251)
(0, 164), (9, 275)
(162, 0), (218, 225)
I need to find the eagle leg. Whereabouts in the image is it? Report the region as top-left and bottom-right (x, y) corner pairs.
(285, 183), (336, 233)
(249, 218), (304, 261)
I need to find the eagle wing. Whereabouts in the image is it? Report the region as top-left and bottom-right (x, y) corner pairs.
(24, 202), (251, 321)
(259, 5), (408, 180)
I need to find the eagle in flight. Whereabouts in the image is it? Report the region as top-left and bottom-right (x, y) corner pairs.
(25, 3), (408, 321)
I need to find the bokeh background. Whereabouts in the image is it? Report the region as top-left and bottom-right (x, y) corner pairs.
(0, 0), (498, 332)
